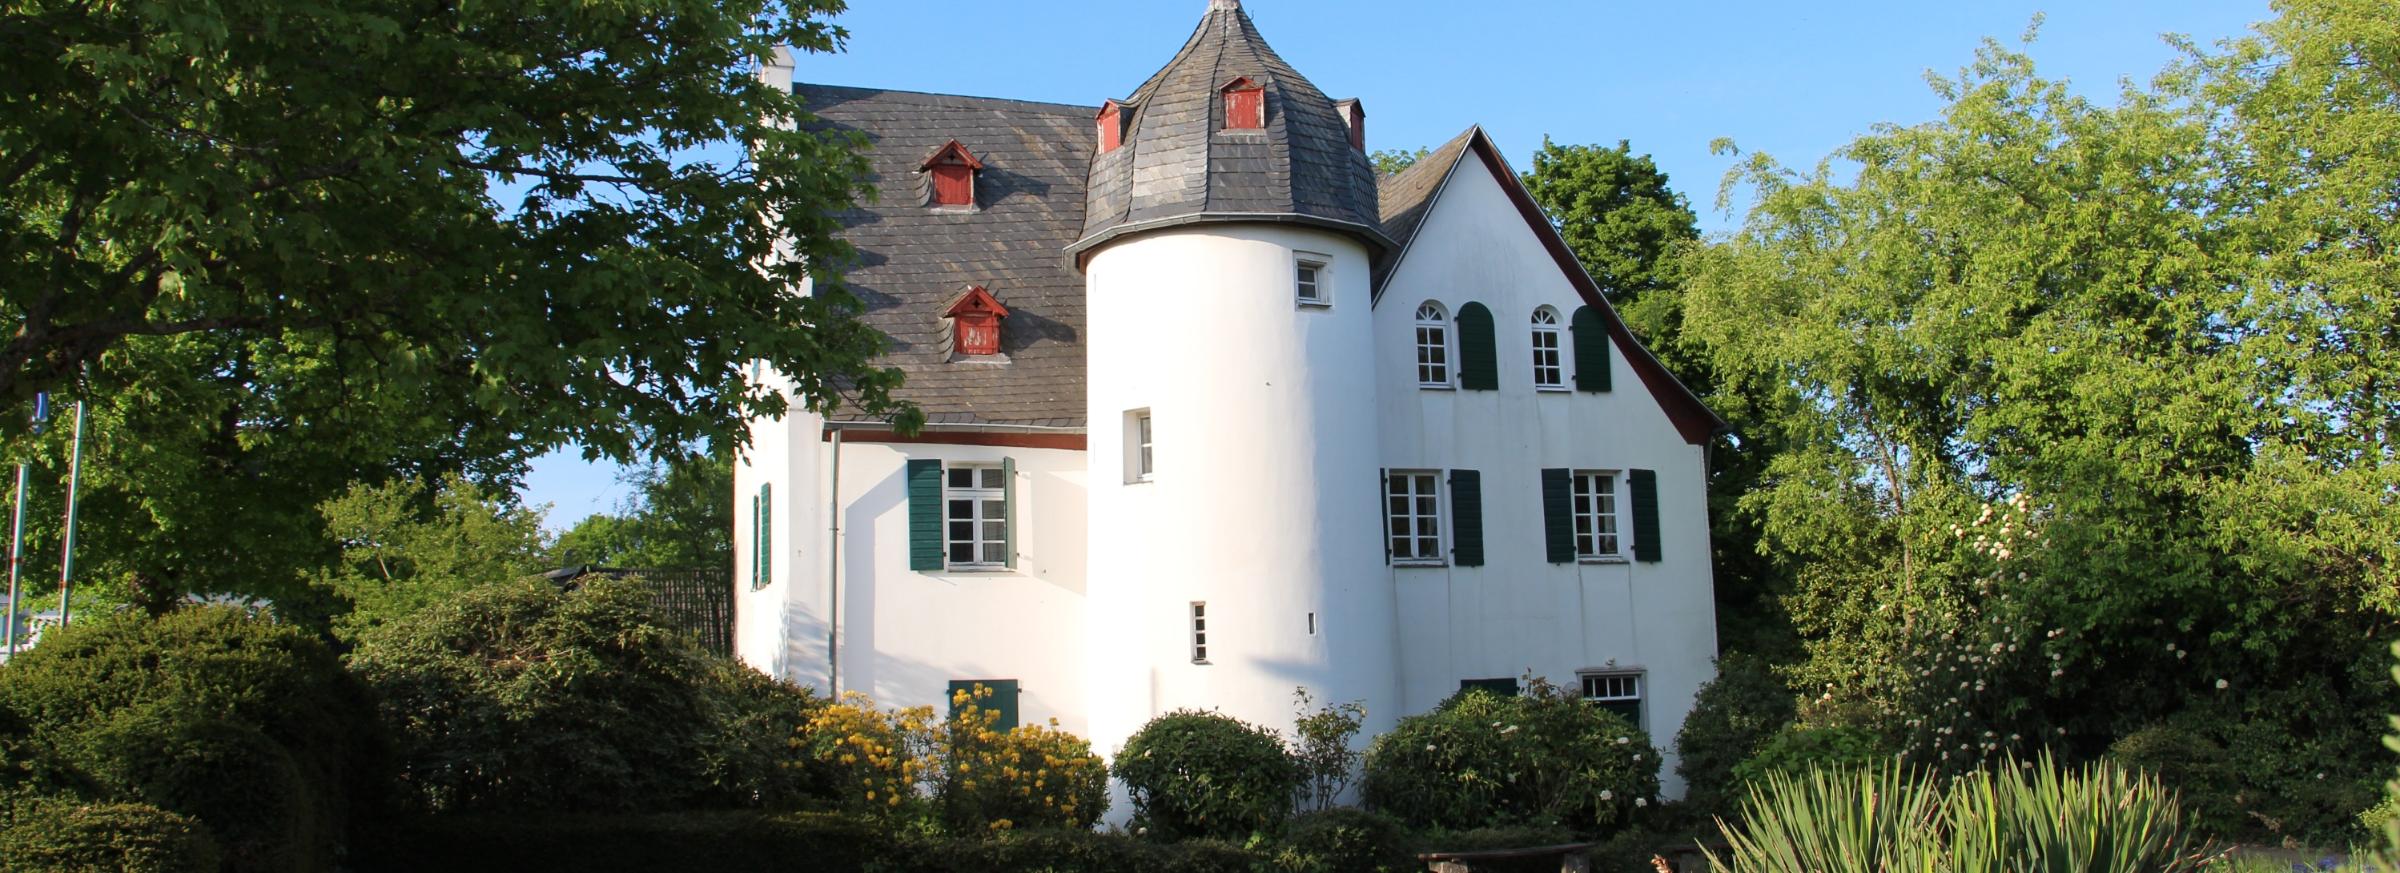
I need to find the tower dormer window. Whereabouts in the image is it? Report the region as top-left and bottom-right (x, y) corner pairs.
(921, 141), (983, 209)
(944, 285), (1009, 358)
(1097, 100), (1126, 153)
(1221, 77), (1264, 131)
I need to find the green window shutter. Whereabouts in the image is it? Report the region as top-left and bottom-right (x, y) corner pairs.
(1599, 700), (1643, 726)
(1570, 305), (1612, 393)
(1629, 468), (1661, 563)
(749, 493), (762, 588)
(1541, 468), (1574, 564)
(1001, 457), (1018, 570)
(907, 459), (944, 571)
(1449, 469), (1483, 567)
(947, 679), (1020, 731)
(758, 483), (772, 584)
(1455, 302), (1498, 391)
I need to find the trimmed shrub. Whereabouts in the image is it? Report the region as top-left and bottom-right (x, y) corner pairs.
(1673, 653), (1796, 812)
(0, 606), (376, 873)
(1726, 724), (1885, 789)
(353, 811), (1263, 873)
(0, 799), (221, 873)
(351, 576), (823, 814)
(1116, 710), (1300, 841)
(1267, 807), (1412, 873)
(1362, 678), (1659, 834)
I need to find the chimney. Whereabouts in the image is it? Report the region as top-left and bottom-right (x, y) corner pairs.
(1335, 99), (1365, 152)
(757, 45), (796, 93)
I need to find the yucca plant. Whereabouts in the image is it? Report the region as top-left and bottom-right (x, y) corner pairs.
(1707, 764), (1945, 873)
(1948, 753), (2213, 873)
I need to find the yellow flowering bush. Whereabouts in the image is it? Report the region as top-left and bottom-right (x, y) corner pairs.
(937, 684), (1110, 832)
(793, 685), (1108, 834)
(795, 692), (935, 819)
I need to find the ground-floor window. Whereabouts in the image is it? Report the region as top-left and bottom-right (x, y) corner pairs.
(1580, 672), (1643, 728)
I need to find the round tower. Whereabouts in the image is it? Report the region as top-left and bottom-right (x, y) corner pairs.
(1079, 0), (1398, 779)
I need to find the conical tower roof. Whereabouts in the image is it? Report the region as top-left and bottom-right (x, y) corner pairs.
(1071, 0), (1390, 260)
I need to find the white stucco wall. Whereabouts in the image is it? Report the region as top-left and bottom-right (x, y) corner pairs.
(1373, 146), (1720, 798)
(1084, 224), (1397, 768)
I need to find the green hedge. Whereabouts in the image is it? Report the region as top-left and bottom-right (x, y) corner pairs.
(353, 811), (1261, 873)
(0, 799), (222, 873)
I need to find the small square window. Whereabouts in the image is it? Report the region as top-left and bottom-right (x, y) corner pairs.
(1295, 255), (1330, 307)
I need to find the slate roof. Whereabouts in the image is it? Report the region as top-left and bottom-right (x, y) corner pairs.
(1072, 0), (1390, 259)
(796, 84), (1095, 428)
(1372, 127), (1477, 291)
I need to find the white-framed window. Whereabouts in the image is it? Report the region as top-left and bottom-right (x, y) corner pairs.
(1296, 254), (1330, 307)
(1571, 470), (1624, 561)
(945, 465), (1009, 569)
(1125, 409), (1154, 483)
(1386, 470), (1445, 565)
(1581, 671), (1644, 727)
(1191, 602), (1209, 664)
(1415, 302), (1452, 388)
(1531, 307), (1565, 390)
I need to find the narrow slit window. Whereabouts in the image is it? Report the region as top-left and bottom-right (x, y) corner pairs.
(1126, 409), (1155, 483)
(1296, 255), (1329, 306)
(1191, 602), (1209, 663)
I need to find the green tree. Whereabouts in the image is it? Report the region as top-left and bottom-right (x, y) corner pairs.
(550, 451), (734, 571)
(0, 0), (915, 602)
(1677, 0), (2397, 839)
(1370, 147), (1430, 176)
(312, 475), (549, 640)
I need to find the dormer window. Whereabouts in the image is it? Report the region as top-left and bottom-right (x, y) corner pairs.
(944, 285), (1009, 358)
(921, 141), (983, 209)
(1221, 77), (1264, 131)
(1097, 100), (1126, 153)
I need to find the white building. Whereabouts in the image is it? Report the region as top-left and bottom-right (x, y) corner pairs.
(736, 0), (1727, 797)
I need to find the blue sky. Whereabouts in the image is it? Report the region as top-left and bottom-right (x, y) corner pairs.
(518, 0), (2271, 528)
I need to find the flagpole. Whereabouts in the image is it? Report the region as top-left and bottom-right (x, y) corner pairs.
(56, 398), (83, 627)
(7, 393), (46, 654)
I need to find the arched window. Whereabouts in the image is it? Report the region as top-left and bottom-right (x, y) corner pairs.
(1530, 307), (1565, 390)
(1415, 302), (1451, 388)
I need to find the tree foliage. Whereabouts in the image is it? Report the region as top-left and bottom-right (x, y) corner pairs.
(1673, 0), (2398, 840)
(550, 450), (735, 571)
(310, 474), (550, 640)
(0, 0), (913, 602)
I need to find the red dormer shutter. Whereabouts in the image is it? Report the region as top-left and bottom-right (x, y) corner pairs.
(932, 164), (973, 207)
(1223, 79), (1263, 130)
(957, 315), (1000, 356)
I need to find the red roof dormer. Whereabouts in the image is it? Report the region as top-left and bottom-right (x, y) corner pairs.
(921, 141), (984, 208)
(1221, 77), (1263, 131)
(944, 285), (1010, 357)
(1097, 100), (1128, 154)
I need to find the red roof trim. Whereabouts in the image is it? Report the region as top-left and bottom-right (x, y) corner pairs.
(824, 429), (1085, 451)
(1460, 130), (1727, 445)
(943, 285), (1010, 318)
(919, 140), (984, 171)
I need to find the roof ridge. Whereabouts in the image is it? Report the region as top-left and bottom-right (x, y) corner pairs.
(795, 82), (1096, 116)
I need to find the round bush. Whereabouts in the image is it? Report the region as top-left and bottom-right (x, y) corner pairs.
(352, 576), (819, 814)
(1270, 807), (1412, 873)
(1115, 710), (1299, 841)
(1726, 724), (1887, 790)
(694, 659), (831, 810)
(0, 606), (374, 873)
(1362, 679), (1659, 835)
(0, 799), (222, 873)
(1673, 653), (1796, 811)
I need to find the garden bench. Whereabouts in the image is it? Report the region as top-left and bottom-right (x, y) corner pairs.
(1418, 841), (1602, 873)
